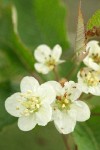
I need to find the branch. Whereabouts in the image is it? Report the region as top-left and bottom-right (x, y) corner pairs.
(62, 135), (71, 150)
(92, 113), (100, 116)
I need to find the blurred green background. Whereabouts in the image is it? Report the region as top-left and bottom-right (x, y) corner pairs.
(0, 0), (100, 150)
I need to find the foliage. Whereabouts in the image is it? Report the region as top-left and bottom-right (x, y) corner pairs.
(0, 0), (100, 150)
(87, 9), (100, 30)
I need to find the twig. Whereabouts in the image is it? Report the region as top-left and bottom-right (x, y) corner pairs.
(31, 71), (44, 84)
(75, 144), (78, 150)
(84, 94), (94, 100)
(62, 134), (71, 150)
(53, 67), (59, 81)
(92, 113), (100, 116)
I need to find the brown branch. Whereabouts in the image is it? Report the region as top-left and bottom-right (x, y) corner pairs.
(92, 113), (100, 116)
(75, 144), (78, 150)
(62, 134), (71, 150)
(53, 67), (59, 81)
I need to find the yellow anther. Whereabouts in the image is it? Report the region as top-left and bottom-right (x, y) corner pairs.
(17, 99), (21, 102)
(16, 106), (20, 110)
(62, 104), (66, 108)
(64, 99), (69, 104)
(20, 91), (41, 116)
(36, 104), (40, 109)
(27, 90), (32, 94)
(85, 72), (99, 86)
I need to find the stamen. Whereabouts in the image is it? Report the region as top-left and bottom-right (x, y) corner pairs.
(80, 68), (99, 86)
(18, 91), (41, 116)
(56, 95), (71, 111)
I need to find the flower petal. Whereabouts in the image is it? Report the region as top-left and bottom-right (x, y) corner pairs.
(53, 109), (76, 134)
(89, 85), (100, 96)
(86, 40), (100, 52)
(5, 93), (24, 117)
(46, 81), (63, 96)
(64, 81), (82, 101)
(77, 69), (100, 95)
(37, 82), (56, 104)
(34, 63), (50, 74)
(36, 105), (52, 126)
(20, 76), (39, 93)
(71, 101), (90, 122)
(52, 44), (62, 62)
(83, 55), (100, 71)
(18, 114), (36, 131)
(34, 45), (51, 63)
(77, 71), (89, 94)
(83, 40), (100, 71)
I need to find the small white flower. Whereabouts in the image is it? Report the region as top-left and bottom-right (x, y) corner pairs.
(77, 67), (100, 95)
(5, 76), (56, 131)
(34, 44), (65, 74)
(83, 40), (100, 71)
(46, 81), (90, 134)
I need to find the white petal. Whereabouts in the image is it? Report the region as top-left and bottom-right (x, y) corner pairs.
(77, 70), (100, 95)
(36, 105), (52, 126)
(59, 60), (65, 64)
(37, 83), (56, 104)
(83, 55), (100, 71)
(53, 109), (76, 134)
(52, 44), (62, 61)
(64, 81), (82, 101)
(71, 101), (90, 122)
(34, 45), (51, 63)
(83, 40), (100, 71)
(18, 115), (36, 131)
(46, 81), (63, 96)
(20, 76), (39, 93)
(77, 72), (89, 94)
(87, 40), (100, 52)
(89, 85), (100, 96)
(5, 93), (24, 117)
(34, 63), (50, 74)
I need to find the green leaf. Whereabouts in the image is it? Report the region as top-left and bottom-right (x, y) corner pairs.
(74, 123), (99, 150)
(0, 81), (17, 130)
(87, 9), (100, 30)
(0, 4), (35, 74)
(0, 4), (35, 130)
(0, 0), (69, 130)
(0, 123), (66, 150)
(73, 107), (100, 150)
(11, 0), (69, 50)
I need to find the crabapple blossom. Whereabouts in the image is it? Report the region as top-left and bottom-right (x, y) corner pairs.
(83, 40), (100, 71)
(46, 81), (90, 134)
(5, 76), (56, 131)
(34, 44), (65, 74)
(77, 67), (100, 95)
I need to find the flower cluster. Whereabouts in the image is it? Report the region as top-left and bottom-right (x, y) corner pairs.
(5, 41), (100, 134)
(5, 76), (90, 134)
(78, 40), (100, 96)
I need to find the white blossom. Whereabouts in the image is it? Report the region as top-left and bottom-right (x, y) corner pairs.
(83, 40), (100, 71)
(34, 44), (65, 74)
(77, 67), (100, 95)
(46, 81), (90, 134)
(5, 76), (56, 131)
